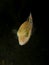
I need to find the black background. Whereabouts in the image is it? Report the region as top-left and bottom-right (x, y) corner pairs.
(0, 0), (48, 65)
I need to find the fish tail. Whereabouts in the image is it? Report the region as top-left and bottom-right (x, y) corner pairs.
(29, 12), (33, 23)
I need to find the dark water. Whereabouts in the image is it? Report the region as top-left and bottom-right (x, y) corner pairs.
(0, 0), (48, 65)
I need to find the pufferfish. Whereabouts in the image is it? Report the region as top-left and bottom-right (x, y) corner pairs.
(17, 12), (33, 46)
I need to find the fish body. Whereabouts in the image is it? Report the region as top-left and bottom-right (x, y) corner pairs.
(17, 12), (33, 46)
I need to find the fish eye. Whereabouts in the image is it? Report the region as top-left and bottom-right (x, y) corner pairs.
(24, 29), (29, 37)
(25, 31), (29, 37)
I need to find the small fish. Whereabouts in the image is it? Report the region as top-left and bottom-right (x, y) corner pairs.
(17, 12), (33, 46)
